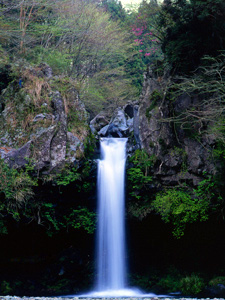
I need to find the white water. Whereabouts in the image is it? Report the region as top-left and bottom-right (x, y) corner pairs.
(97, 138), (127, 292)
(77, 138), (161, 298)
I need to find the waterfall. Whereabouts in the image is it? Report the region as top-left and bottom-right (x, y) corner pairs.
(77, 137), (158, 297)
(97, 138), (127, 292)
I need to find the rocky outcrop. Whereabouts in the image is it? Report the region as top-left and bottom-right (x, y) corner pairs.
(90, 102), (138, 136)
(90, 102), (140, 153)
(138, 66), (216, 186)
(0, 63), (89, 173)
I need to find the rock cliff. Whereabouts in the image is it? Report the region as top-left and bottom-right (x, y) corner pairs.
(0, 62), (89, 173)
(138, 66), (217, 187)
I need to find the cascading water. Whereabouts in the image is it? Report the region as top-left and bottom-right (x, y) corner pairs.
(77, 137), (158, 297)
(96, 138), (127, 292)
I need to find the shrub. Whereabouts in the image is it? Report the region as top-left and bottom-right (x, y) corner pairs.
(152, 188), (209, 238)
(180, 274), (205, 295)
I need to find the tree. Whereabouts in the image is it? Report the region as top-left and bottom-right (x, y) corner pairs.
(101, 0), (127, 22)
(160, 0), (225, 73)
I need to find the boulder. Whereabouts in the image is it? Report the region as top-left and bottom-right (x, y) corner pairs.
(90, 113), (110, 134)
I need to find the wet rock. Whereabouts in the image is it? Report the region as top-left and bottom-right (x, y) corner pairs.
(90, 113), (110, 134)
(107, 108), (128, 137)
(127, 118), (133, 132)
(98, 124), (109, 136)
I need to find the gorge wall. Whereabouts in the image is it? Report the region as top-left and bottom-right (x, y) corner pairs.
(91, 65), (218, 189)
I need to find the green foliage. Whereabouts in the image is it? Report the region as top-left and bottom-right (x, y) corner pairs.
(55, 167), (80, 186)
(127, 150), (155, 219)
(64, 207), (96, 234)
(37, 202), (96, 236)
(27, 47), (70, 74)
(158, 274), (181, 293)
(124, 52), (146, 93)
(0, 157), (96, 236)
(194, 174), (217, 203)
(40, 202), (62, 235)
(1, 0), (139, 114)
(127, 149), (154, 200)
(128, 168), (152, 200)
(0, 159), (37, 203)
(84, 134), (96, 158)
(129, 148), (155, 171)
(160, 0), (225, 73)
(101, 0), (127, 22)
(0, 280), (12, 295)
(180, 274), (205, 295)
(152, 188), (209, 238)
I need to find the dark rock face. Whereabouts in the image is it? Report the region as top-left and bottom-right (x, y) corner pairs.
(138, 67), (216, 186)
(139, 69), (170, 154)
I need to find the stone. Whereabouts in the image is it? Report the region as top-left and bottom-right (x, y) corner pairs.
(106, 108), (129, 137)
(3, 91), (67, 171)
(39, 63), (53, 78)
(5, 141), (31, 168)
(33, 113), (53, 122)
(98, 124), (109, 137)
(127, 118), (133, 132)
(90, 114), (109, 133)
(66, 132), (83, 163)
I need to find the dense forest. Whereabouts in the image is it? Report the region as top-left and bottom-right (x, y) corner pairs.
(0, 0), (225, 297)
